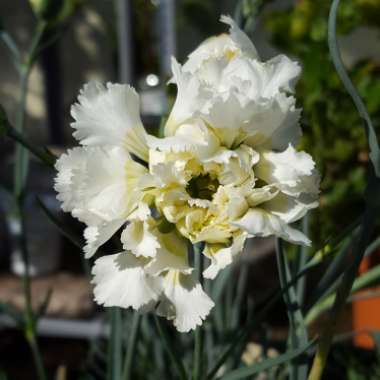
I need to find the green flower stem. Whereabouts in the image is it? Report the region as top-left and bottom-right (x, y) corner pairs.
(122, 312), (142, 380)
(0, 108), (56, 169)
(13, 68), (29, 200)
(18, 203), (47, 380)
(107, 308), (122, 380)
(154, 315), (188, 380)
(26, 326), (47, 380)
(10, 20), (48, 380)
(193, 243), (204, 380)
(276, 239), (308, 380)
(296, 216), (309, 305)
(14, 20), (47, 198)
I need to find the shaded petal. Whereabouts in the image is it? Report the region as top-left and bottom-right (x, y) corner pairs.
(182, 34), (233, 74)
(71, 82), (148, 161)
(220, 15), (258, 60)
(201, 92), (249, 148)
(145, 231), (191, 275)
(165, 59), (211, 136)
(203, 232), (247, 279)
(261, 54), (301, 97)
(222, 55), (300, 99)
(263, 192), (318, 224)
(233, 208), (311, 246)
(155, 187), (190, 223)
(83, 219), (125, 258)
(242, 94), (301, 151)
(219, 56), (302, 150)
(208, 145), (258, 186)
(92, 252), (160, 309)
(211, 185), (250, 221)
(157, 271), (214, 332)
(255, 144), (320, 196)
(246, 185), (279, 208)
(148, 120), (219, 161)
(121, 219), (160, 258)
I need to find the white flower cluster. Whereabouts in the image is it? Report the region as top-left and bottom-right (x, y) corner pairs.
(55, 16), (319, 332)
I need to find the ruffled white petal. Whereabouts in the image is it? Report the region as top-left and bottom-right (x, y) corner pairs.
(149, 150), (189, 186)
(157, 271), (214, 332)
(263, 192), (318, 224)
(220, 15), (258, 59)
(148, 120), (219, 161)
(233, 208), (311, 246)
(181, 15), (258, 75)
(55, 147), (90, 220)
(255, 144), (320, 196)
(201, 92), (250, 148)
(203, 232), (247, 279)
(92, 252), (160, 309)
(206, 145), (258, 186)
(165, 59), (211, 136)
(261, 55), (301, 96)
(55, 146), (147, 225)
(71, 82), (148, 161)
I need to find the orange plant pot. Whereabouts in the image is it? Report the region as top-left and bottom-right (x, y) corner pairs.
(352, 251), (380, 349)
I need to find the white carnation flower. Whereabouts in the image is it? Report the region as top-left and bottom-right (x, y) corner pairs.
(55, 15), (319, 332)
(166, 16), (302, 151)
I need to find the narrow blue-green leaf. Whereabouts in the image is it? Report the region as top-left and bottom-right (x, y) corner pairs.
(307, 7), (380, 370)
(306, 233), (380, 325)
(154, 315), (188, 380)
(193, 243), (204, 380)
(220, 340), (315, 380)
(36, 288), (53, 320)
(206, 223), (363, 380)
(122, 312), (141, 380)
(306, 232), (354, 310)
(206, 252), (322, 380)
(0, 301), (24, 326)
(296, 216), (309, 305)
(307, 262), (380, 325)
(107, 308), (123, 380)
(231, 262), (249, 328)
(211, 265), (234, 332)
(37, 197), (83, 249)
(37, 197), (91, 276)
(0, 30), (21, 67)
(364, 236), (380, 258)
(328, 0), (380, 176)
(0, 104), (56, 169)
(276, 239), (308, 380)
(211, 266), (234, 302)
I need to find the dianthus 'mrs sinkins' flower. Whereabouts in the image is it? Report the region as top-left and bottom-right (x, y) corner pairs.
(54, 16), (319, 332)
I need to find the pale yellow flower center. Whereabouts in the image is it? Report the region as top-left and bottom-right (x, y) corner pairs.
(186, 174), (219, 201)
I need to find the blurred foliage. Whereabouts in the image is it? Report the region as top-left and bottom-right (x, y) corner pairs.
(264, 0), (380, 244)
(179, 0), (223, 35)
(328, 344), (380, 380)
(29, 0), (84, 27)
